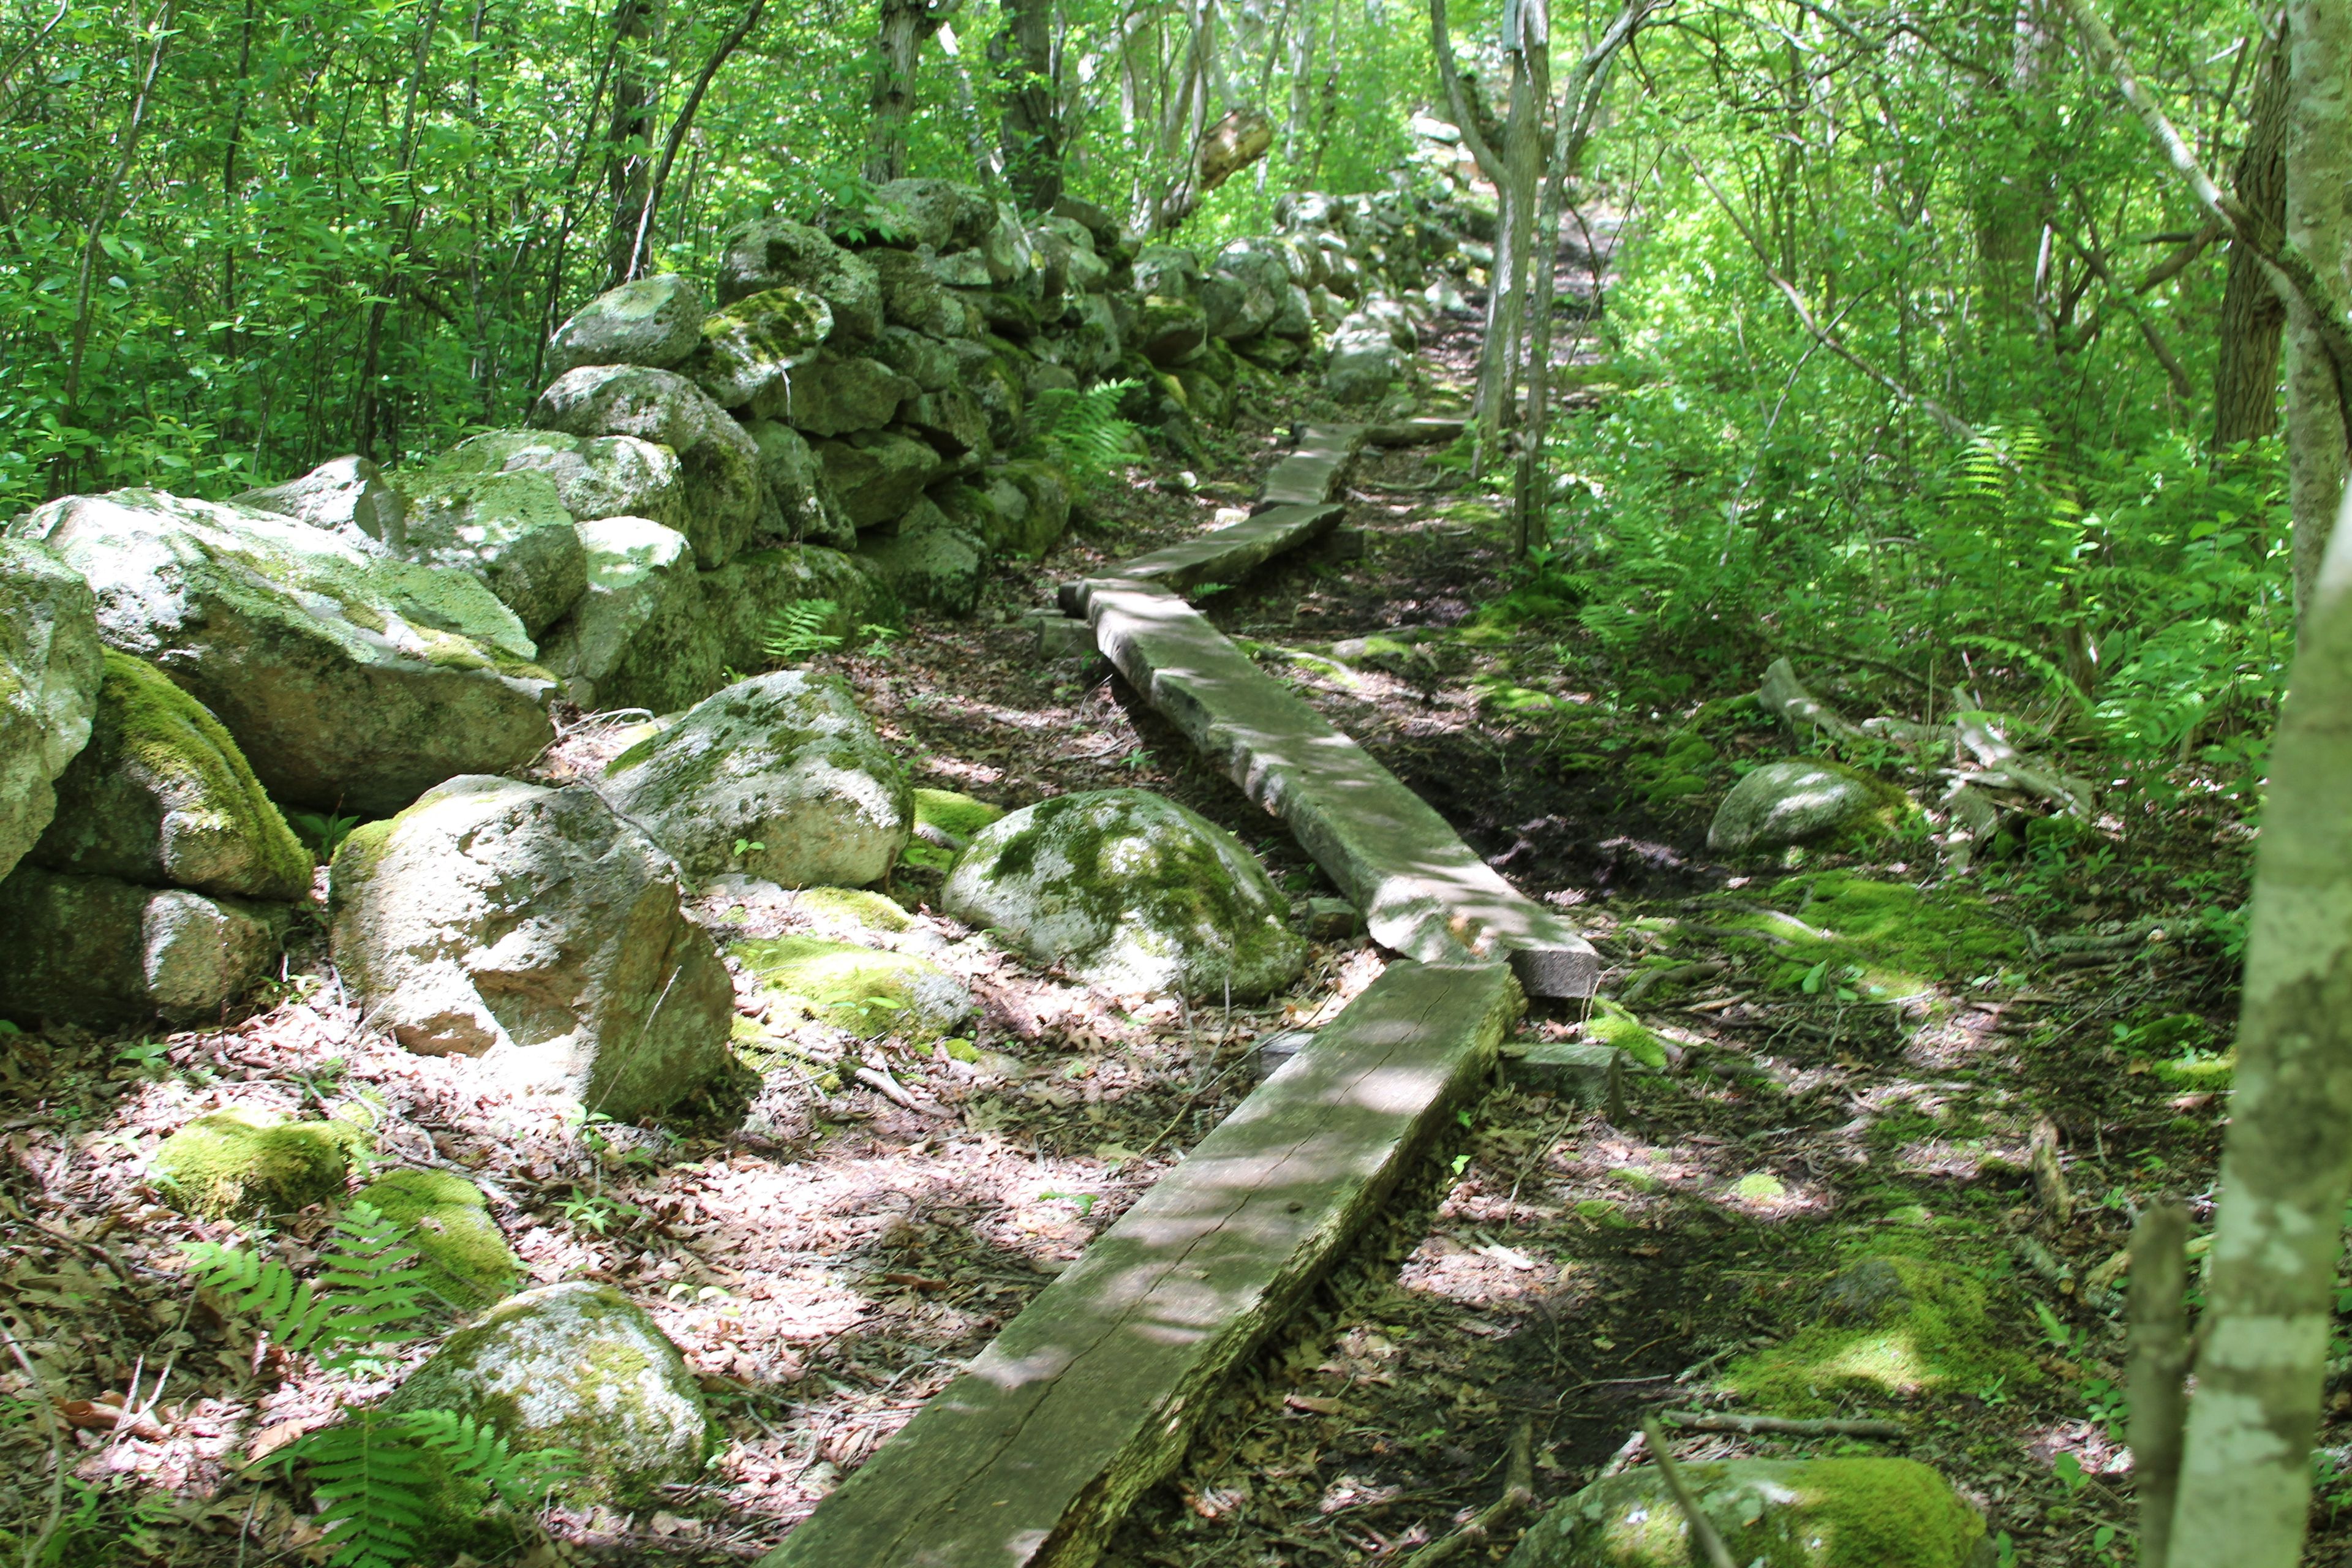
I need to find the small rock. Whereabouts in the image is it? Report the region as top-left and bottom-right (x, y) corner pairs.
(1708, 758), (1909, 853)
(1505, 1041), (1623, 1110)
(859, 503), (986, 617)
(391, 467), (588, 636)
(529, 364), (761, 570)
(383, 1281), (709, 1509)
(1302, 896), (1362, 938)
(150, 1107), (363, 1217)
(780, 352), (919, 437)
(1256, 1028), (1315, 1077)
(813, 429), (943, 529)
(0, 537), (104, 884)
(0, 866), (288, 1027)
(545, 273), (706, 380)
(356, 1167), (519, 1310)
(744, 420), (855, 549)
(734, 935), (972, 1036)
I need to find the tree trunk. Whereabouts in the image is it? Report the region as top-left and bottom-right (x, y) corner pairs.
(2282, 0), (2352, 619)
(1975, 0), (2062, 337)
(1472, 30), (1540, 461)
(601, 0), (661, 290)
(2215, 31), (2290, 448)
(993, 0), (1061, 209)
(866, 0), (932, 184)
(2165, 476), (2352, 1568)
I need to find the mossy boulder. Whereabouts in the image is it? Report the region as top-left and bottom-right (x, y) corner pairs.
(0, 866), (288, 1027)
(688, 285), (834, 417)
(356, 1167), (519, 1310)
(1723, 1252), (2037, 1414)
(734, 935), (972, 1037)
(543, 273), (706, 380)
(814, 429), (943, 529)
(0, 537), (104, 886)
(695, 545), (899, 676)
(151, 1107), (364, 1217)
(715, 217), (884, 344)
(1732, 873), (2023, 1000)
(596, 669), (912, 889)
(32, 650), (311, 899)
(1708, 758), (1914, 853)
(7, 489), (554, 816)
(236, 455), (408, 552)
(858, 503), (986, 617)
(905, 786), (1004, 872)
(383, 1281), (709, 1510)
(329, 775), (734, 1115)
(536, 516), (718, 715)
(390, 468), (587, 638)
(1505, 1458), (1986, 1568)
(771, 350), (916, 438)
(529, 364), (761, 570)
(745, 420), (856, 549)
(793, 885), (914, 934)
(430, 429), (687, 534)
(942, 788), (1307, 1000)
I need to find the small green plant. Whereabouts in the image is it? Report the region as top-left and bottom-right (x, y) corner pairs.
(858, 622), (903, 655)
(290, 809), (361, 862)
(554, 1190), (643, 1235)
(1031, 377), (1140, 492)
(181, 1201), (432, 1371)
(271, 1407), (575, 1568)
(115, 1036), (172, 1072)
(763, 599), (843, 663)
(732, 837), (767, 858)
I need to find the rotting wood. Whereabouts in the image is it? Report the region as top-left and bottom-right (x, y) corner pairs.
(1093, 503), (1344, 594)
(1066, 576), (1598, 997)
(760, 960), (1525, 1568)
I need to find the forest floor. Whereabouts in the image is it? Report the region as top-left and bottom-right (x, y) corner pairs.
(0, 232), (2312, 1568)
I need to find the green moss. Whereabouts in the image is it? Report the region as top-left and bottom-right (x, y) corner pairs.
(357, 1168), (519, 1310)
(1586, 998), (1667, 1069)
(796, 886), (913, 933)
(1712, 872), (2023, 1002)
(1577, 1458), (1984, 1567)
(733, 935), (966, 1036)
(1724, 1252), (2037, 1415)
(915, 786), (1004, 840)
(151, 1108), (365, 1217)
(1576, 1199), (1632, 1229)
(2154, 1049), (2234, 1090)
(1731, 1171), (1789, 1203)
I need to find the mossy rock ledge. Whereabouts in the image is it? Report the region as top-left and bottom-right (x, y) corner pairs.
(1506, 1458), (1989, 1568)
(941, 787), (1307, 1000)
(383, 1280), (710, 1512)
(151, 1107), (364, 1218)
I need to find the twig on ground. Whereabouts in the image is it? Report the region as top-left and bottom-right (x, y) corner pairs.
(1640, 1417), (1739, 1568)
(853, 1064), (951, 1118)
(1659, 1409), (1905, 1438)
(1402, 1417), (1536, 1567)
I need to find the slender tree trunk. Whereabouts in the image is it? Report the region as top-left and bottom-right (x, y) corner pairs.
(1976, 0), (2062, 337)
(602, 0), (662, 290)
(1472, 28), (1540, 459)
(623, 0), (766, 282)
(868, 0), (950, 183)
(2215, 27), (2290, 448)
(993, 0), (1061, 208)
(2282, 0), (2352, 618)
(354, 0), (447, 462)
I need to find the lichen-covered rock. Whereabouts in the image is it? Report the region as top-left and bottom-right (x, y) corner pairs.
(839, 178), (997, 251)
(870, 324), (957, 391)
(32, 650), (311, 900)
(1055, 293), (1125, 377)
(859, 503), (986, 617)
(1708, 759), (1910, 853)
(942, 788), (1306, 999)
(149, 1106), (363, 1217)
(383, 1281), (709, 1509)
(688, 285), (832, 417)
(597, 670), (911, 889)
(1503, 1458), (1986, 1568)
(1325, 314), (1403, 404)
(993, 460), (1072, 555)
(900, 388), (992, 462)
(7, 490), (554, 816)
(0, 538), (104, 886)
(529, 365), (761, 570)
(537, 517), (721, 714)
(779, 352), (919, 438)
(1722, 1251), (2035, 1411)
(329, 775), (733, 1115)
(1208, 243), (1290, 340)
(814, 430), (942, 529)
(432, 429), (685, 533)
(695, 546), (899, 676)
(733, 935), (972, 1036)
(1135, 295), (1210, 366)
(0, 868), (288, 1026)
(1133, 244), (1204, 299)
(545, 273), (705, 380)
(237, 456), (408, 553)
(391, 467), (588, 636)
(745, 420), (856, 549)
(357, 1167), (519, 1310)
(716, 217), (884, 344)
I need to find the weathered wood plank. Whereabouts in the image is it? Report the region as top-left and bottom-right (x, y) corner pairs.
(760, 961), (1523, 1568)
(1080, 503), (1343, 595)
(1069, 578), (1598, 997)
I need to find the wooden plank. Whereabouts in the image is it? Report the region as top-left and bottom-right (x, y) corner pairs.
(1088, 503), (1343, 595)
(1069, 578), (1598, 997)
(760, 961), (1523, 1568)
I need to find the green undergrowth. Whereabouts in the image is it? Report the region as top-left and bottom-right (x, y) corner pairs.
(1585, 998), (1668, 1068)
(905, 787), (1004, 872)
(1721, 872), (2022, 1002)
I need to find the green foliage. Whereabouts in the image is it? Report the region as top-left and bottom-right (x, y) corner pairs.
(1030, 378), (1140, 492)
(180, 1200), (430, 1369)
(762, 599), (843, 664)
(276, 1408), (575, 1568)
(288, 809), (362, 863)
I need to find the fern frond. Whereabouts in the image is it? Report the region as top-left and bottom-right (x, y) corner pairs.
(288, 1414), (437, 1568)
(763, 598), (843, 664)
(1035, 378), (1140, 491)
(180, 1201), (429, 1367)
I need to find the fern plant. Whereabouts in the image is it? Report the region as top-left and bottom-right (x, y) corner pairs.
(274, 1409), (577, 1568)
(1031, 378), (1140, 493)
(182, 1200), (431, 1371)
(763, 598), (843, 664)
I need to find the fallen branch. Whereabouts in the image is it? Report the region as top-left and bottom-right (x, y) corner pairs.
(1658, 1410), (1906, 1439)
(1401, 1417), (1534, 1566)
(854, 1063), (951, 1118)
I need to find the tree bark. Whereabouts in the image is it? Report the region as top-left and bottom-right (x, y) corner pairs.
(621, 0), (766, 282)
(2165, 477), (2352, 1568)
(2281, 0), (2352, 619)
(601, 0), (662, 290)
(866, 0), (931, 183)
(992, 0), (1061, 209)
(353, 0), (445, 462)
(2214, 30), (2289, 448)
(1472, 23), (1541, 458)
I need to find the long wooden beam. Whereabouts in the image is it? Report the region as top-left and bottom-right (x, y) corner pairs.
(760, 960), (1523, 1568)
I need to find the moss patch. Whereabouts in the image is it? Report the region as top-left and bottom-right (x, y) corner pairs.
(733, 935), (969, 1037)
(151, 1107), (365, 1217)
(1712, 872), (2022, 1002)
(1585, 998), (1668, 1068)
(796, 886), (913, 933)
(357, 1168), (519, 1310)
(907, 786), (1005, 871)
(1563, 1457), (1985, 1567)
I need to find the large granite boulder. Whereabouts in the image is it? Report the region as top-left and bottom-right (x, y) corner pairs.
(814, 430), (941, 529)
(329, 775), (733, 1115)
(869, 325), (958, 391)
(1325, 312), (1404, 404)
(383, 1281), (709, 1509)
(236, 456), (407, 553)
(431, 429), (685, 533)
(1135, 295), (1210, 366)
(858, 501), (985, 617)
(0, 538), (104, 884)
(536, 517), (717, 715)
(0, 867), (287, 1027)
(867, 251), (968, 339)
(1503, 1458), (1986, 1568)
(391, 468), (588, 637)
(7, 491), (554, 816)
(529, 364), (761, 570)
(31, 650), (311, 900)
(715, 217), (883, 344)
(687, 284), (832, 418)
(778, 352), (919, 438)
(544, 273), (704, 380)
(596, 670), (911, 889)
(941, 788), (1306, 999)
(745, 420), (856, 549)
(1708, 759), (1909, 853)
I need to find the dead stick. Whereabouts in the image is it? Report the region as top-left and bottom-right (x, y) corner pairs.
(1404, 1418), (1535, 1567)
(1660, 1410), (1905, 1439)
(1641, 1417), (1738, 1568)
(2128, 1200), (2190, 1568)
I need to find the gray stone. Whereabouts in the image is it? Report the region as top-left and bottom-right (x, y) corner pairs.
(814, 431), (942, 529)
(930, 248), (995, 288)
(1209, 243), (1291, 340)
(330, 775), (733, 1114)
(1302, 896), (1362, 938)
(858, 503), (985, 617)
(1025, 608), (1090, 659)
(866, 251), (965, 338)
(1136, 295), (1210, 366)
(778, 352), (918, 437)
(8, 490), (553, 815)
(528, 364), (761, 569)
(900, 388), (992, 461)
(1325, 314), (1404, 405)
(745, 420), (855, 549)
(715, 217), (883, 344)
(1133, 244), (1203, 299)
(0, 538), (104, 886)
(544, 273), (706, 379)
(995, 461), (1071, 555)
(32, 649), (312, 901)
(839, 178), (996, 252)
(1270, 283), (1314, 339)
(237, 456), (407, 554)
(597, 670), (912, 889)
(870, 324), (957, 391)
(383, 1281), (709, 1510)
(1707, 758), (1900, 853)
(942, 788), (1307, 1000)
(1053, 293), (1123, 377)
(1504, 1041), (1623, 1110)
(1255, 1027), (1314, 1077)
(391, 468), (588, 637)
(0, 865), (285, 1027)
(687, 285), (833, 417)
(696, 546), (898, 676)
(536, 517), (718, 715)
(434, 429), (685, 533)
